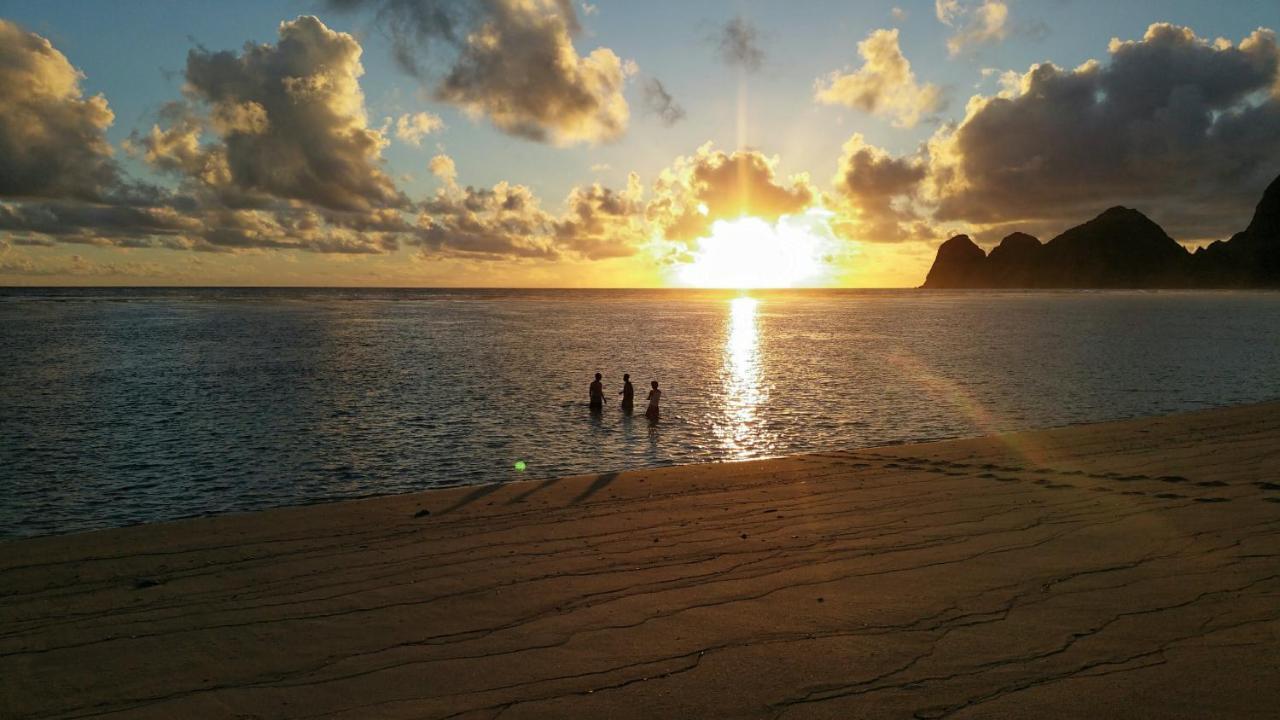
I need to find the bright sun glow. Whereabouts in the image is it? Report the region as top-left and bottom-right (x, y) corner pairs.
(674, 210), (837, 288)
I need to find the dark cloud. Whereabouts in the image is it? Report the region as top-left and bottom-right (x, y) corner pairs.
(326, 0), (631, 145)
(831, 134), (932, 243)
(111, 17), (415, 254)
(180, 15), (406, 212)
(0, 15), (648, 263)
(929, 23), (1280, 240)
(713, 16), (765, 72)
(0, 19), (121, 201)
(640, 77), (686, 126)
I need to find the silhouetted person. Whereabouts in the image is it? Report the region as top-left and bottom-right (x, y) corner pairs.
(589, 373), (604, 413)
(645, 380), (661, 423)
(619, 373), (634, 414)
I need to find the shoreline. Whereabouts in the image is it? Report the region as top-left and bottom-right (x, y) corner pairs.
(7, 398), (1278, 543)
(4, 402), (1280, 718)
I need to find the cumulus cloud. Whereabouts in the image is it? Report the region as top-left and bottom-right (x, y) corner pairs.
(0, 19), (121, 201)
(830, 133), (932, 243)
(927, 23), (1280, 239)
(395, 111), (444, 145)
(326, 0), (632, 145)
(177, 15), (405, 212)
(713, 16), (765, 72)
(553, 174), (646, 259)
(646, 144), (816, 244)
(2, 17), (420, 255)
(936, 0), (1009, 56)
(415, 175), (645, 259)
(815, 28), (946, 128)
(429, 153), (458, 184)
(641, 77), (686, 126)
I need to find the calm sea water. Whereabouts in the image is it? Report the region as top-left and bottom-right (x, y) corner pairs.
(3, 288), (1280, 537)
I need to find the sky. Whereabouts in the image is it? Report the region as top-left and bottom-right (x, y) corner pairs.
(0, 0), (1278, 287)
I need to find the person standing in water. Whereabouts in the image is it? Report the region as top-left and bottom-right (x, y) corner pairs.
(645, 380), (662, 423)
(589, 373), (605, 413)
(619, 373), (634, 414)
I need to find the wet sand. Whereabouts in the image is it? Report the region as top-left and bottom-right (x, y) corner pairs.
(3, 402), (1280, 719)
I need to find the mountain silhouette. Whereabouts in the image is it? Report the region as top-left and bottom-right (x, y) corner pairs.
(922, 173), (1280, 288)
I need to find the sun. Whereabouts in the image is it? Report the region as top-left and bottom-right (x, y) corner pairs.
(674, 210), (837, 288)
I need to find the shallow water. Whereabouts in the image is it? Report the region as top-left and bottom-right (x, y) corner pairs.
(3, 287), (1279, 537)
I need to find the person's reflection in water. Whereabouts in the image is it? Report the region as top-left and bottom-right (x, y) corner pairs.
(589, 373), (605, 414)
(619, 373), (634, 414)
(645, 380), (662, 423)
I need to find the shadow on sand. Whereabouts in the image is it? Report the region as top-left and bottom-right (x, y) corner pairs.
(438, 482), (505, 514)
(506, 476), (563, 504)
(571, 471), (620, 504)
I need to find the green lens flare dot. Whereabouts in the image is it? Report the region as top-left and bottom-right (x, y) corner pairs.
(514, 460), (527, 471)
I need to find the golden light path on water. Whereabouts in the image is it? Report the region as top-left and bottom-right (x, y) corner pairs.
(717, 296), (767, 457)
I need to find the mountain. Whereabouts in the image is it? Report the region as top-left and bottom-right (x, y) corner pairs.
(921, 173), (1280, 289)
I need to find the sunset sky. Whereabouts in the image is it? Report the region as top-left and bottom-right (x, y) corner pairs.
(1, 0), (1278, 287)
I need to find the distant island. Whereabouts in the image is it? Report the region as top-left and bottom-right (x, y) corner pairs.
(922, 173), (1280, 288)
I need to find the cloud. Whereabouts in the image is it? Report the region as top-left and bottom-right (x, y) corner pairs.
(927, 23), (1280, 239)
(815, 28), (946, 128)
(1, 17), (423, 256)
(176, 16), (406, 213)
(646, 144), (817, 244)
(415, 176), (645, 259)
(713, 16), (765, 72)
(641, 77), (686, 126)
(553, 174), (646, 259)
(429, 153), (458, 184)
(0, 249), (178, 279)
(936, 0), (1009, 55)
(891, 7), (908, 22)
(326, 0), (632, 145)
(830, 133), (932, 243)
(395, 111), (444, 145)
(0, 19), (121, 201)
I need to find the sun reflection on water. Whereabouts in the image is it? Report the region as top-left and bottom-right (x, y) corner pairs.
(717, 296), (768, 457)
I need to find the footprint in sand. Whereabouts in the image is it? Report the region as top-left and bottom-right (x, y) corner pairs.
(1157, 475), (1189, 483)
(1255, 482), (1280, 491)
(1197, 480), (1230, 487)
(1154, 492), (1187, 500)
(1194, 497), (1230, 503)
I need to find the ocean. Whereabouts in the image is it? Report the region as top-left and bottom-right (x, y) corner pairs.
(3, 287), (1279, 537)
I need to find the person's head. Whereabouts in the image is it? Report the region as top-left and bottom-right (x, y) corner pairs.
(651, 380), (659, 389)
(595, 373), (602, 381)
(623, 373), (630, 381)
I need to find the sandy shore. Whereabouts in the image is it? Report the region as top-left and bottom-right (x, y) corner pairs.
(3, 403), (1280, 719)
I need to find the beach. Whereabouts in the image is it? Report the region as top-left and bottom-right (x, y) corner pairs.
(3, 402), (1280, 719)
